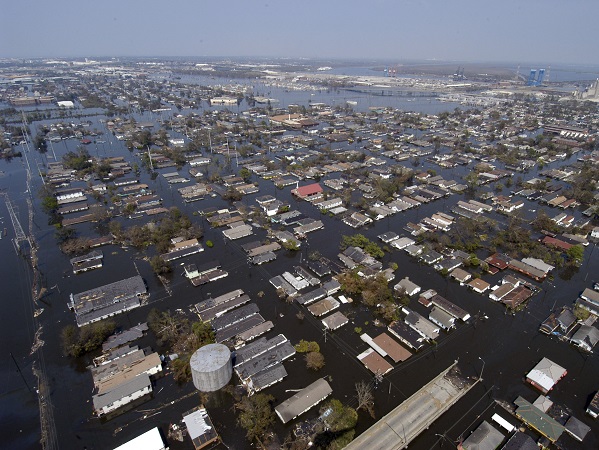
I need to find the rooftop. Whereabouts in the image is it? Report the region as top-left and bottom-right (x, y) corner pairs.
(275, 378), (332, 423)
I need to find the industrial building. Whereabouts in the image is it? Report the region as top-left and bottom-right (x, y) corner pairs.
(190, 344), (232, 392)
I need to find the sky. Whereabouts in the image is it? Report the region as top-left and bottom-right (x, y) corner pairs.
(2, 0), (598, 66)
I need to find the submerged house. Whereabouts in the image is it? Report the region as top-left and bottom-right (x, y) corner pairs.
(526, 357), (567, 394)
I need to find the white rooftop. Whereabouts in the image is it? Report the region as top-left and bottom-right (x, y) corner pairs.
(526, 357), (567, 392)
(113, 427), (166, 450)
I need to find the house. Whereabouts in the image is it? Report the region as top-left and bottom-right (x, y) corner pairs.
(378, 231), (399, 243)
(570, 325), (599, 352)
(291, 183), (323, 200)
(182, 406), (219, 450)
(468, 278), (490, 294)
(388, 321), (426, 351)
(420, 250), (443, 265)
(526, 357), (567, 394)
(450, 268), (471, 283)
(461, 420), (504, 450)
(391, 236), (415, 250)
(489, 283), (516, 302)
(69, 275), (147, 327)
(485, 253), (510, 270)
(429, 307), (456, 330)
(514, 396), (565, 443)
(501, 431), (539, 450)
(430, 294), (470, 321)
(556, 308), (577, 334)
(564, 416), (591, 442)
(92, 373), (152, 417)
(508, 259), (547, 281)
(581, 288), (599, 306)
(343, 212), (372, 228)
(501, 285), (534, 309)
(586, 390), (599, 418)
(394, 277), (421, 297)
(275, 378), (332, 423)
(434, 257), (462, 272)
(402, 307), (440, 340)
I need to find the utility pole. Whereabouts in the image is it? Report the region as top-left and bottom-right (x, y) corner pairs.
(10, 352), (33, 394)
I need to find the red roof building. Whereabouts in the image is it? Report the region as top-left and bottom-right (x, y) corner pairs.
(292, 183), (323, 199)
(541, 236), (573, 251)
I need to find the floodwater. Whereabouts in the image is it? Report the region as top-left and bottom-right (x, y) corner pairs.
(1, 87), (598, 450)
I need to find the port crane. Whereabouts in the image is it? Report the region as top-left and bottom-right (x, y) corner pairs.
(527, 68), (545, 86)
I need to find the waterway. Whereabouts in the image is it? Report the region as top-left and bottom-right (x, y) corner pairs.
(1, 83), (598, 449)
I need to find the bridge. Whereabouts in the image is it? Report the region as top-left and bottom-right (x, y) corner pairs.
(346, 361), (478, 450)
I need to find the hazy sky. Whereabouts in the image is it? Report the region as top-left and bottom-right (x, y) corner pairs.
(2, 0), (597, 65)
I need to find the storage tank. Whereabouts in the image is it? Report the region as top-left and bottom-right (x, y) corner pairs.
(190, 343), (232, 392)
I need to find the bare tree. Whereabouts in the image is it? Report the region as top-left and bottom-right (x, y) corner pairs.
(355, 380), (376, 418)
(305, 352), (325, 371)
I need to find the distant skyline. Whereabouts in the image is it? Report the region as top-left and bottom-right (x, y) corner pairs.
(2, 0), (598, 66)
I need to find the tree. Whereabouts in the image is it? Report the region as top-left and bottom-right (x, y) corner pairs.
(236, 394), (276, 446)
(223, 186), (242, 201)
(147, 309), (187, 346)
(282, 239), (300, 251)
(41, 196), (58, 213)
(33, 134), (47, 153)
(295, 340), (320, 353)
(314, 399), (358, 449)
(305, 351), (325, 370)
(239, 167), (251, 182)
(192, 320), (215, 347)
(355, 380), (375, 418)
(171, 355), (192, 383)
(61, 321), (116, 357)
(55, 226), (75, 243)
(566, 245), (584, 264)
(150, 255), (172, 274)
(321, 398), (358, 433)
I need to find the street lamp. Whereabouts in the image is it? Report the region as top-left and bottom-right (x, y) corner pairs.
(478, 356), (485, 381)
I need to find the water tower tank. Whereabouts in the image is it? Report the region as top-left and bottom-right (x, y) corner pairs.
(190, 343), (232, 392)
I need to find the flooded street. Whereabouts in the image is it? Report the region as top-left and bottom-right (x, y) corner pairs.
(1, 77), (598, 450)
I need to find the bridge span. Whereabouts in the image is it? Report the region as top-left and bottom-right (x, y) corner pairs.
(346, 361), (478, 450)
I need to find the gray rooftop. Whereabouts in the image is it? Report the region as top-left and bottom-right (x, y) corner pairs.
(70, 275), (146, 315)
(234, 334), (288, 367)
(462, 420), (504, 450)
(275, 378), (332, 423)
(211, 303), (260, 331)
(92, 373), (151, 411)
